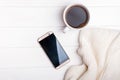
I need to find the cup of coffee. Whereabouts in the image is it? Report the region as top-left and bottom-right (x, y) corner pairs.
(63, 4), (90, 32)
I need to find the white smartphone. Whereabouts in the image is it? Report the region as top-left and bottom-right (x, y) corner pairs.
(38, 31), (70, 69)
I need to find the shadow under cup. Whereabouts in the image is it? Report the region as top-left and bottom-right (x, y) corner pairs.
(65, 5), (90, 29)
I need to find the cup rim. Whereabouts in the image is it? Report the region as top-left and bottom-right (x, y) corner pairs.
(63, 3), (90, 30)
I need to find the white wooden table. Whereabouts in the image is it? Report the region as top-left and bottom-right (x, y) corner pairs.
(0, 0), (120, 80)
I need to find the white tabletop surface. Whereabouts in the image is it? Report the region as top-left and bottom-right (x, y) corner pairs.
(0, 0), (120, 80)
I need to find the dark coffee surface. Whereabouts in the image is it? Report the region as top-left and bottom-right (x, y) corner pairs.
(66, 6), (89, 28)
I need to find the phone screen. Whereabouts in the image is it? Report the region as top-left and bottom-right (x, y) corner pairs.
(39, 33), (69, 68)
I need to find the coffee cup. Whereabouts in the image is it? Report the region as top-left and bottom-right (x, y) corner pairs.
(63, 4), (90, 32)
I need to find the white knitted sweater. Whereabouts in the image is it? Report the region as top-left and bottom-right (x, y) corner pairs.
(64, 29), (120, 80)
